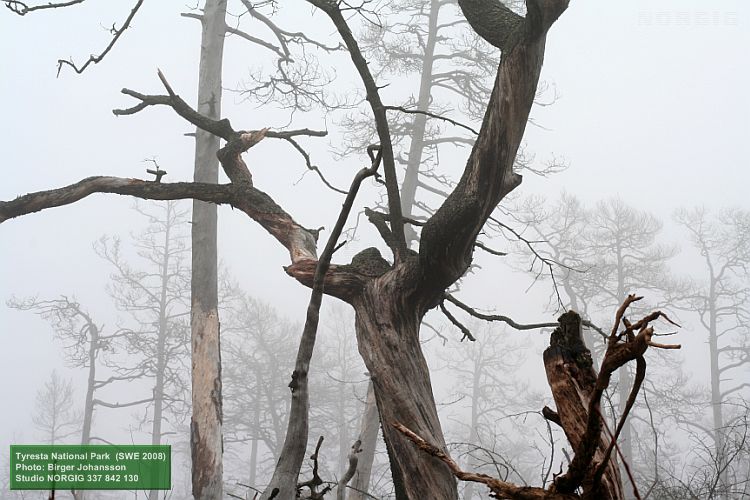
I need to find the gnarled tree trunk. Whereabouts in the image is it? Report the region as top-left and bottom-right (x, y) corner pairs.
(544, 312), (624, 500)
(0, 1), (574, 498)
(310, 3), (571, 497)
(352, 268), (457, 500)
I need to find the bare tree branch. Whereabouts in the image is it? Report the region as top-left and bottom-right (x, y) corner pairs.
(4, 0), (84, 15)
(394, 422), (577, 499)
(56, 0), (145, 75)
(0, 178), (235, 224)
(444, 293), (557, 332)
(439, 300), (476, 341)
(182, 11), (286, 59)
(262, 146), (382, 499)
(384, 105), (479, 135)
(93, 397), (154, 409)
(307, 0), (407, 260)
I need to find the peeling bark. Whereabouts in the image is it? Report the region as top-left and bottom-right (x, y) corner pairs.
(190, 1), (227, 498)
(352, 266), (457, 500)
(543, 312), (624, 500)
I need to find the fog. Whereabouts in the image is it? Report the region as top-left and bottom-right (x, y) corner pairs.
(1, 1), (748, 499)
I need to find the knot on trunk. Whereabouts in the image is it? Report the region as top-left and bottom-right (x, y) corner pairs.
(342, 247), (391, 278)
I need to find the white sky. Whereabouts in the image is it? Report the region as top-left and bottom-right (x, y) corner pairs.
(0, 0), (748, 476)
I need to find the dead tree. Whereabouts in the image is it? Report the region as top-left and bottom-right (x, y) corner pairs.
(32, 370), (80, 445)
(188, 2), (227, 498)
(7, 295), (147, 448)
(516, 196), (683, 479)
(0, 1), (667, 498)
(398, 295), (681, 500)
(673, 207), (750, 499)
(222, 294), (300, 485)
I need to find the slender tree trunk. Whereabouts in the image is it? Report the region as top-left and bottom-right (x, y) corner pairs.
(51, 408), (57, 445)
(462, 356), (482, 500)
(249, 385), (261, 487)
(260, 152), (381, 500)
(338, 379), (349, 475)
(399, 0), (440, 225)
(190, 1), (227, 499)
(348, 383), (379, 500)
(617, 363), (633, 490)
(614, 248), (633, 496)
(708, 280), (727, 499)
(149, 205), (172, 500)
(81, 327), (97, 446)
(78, 338), (97, 500)
(249, 371), (260, 489)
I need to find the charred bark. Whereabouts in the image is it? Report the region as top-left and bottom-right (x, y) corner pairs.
(543, 311), (624, 500)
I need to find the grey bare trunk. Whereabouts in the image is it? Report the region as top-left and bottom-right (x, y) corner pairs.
(148, 203), (175, 500)
(190, 1), (227, 499)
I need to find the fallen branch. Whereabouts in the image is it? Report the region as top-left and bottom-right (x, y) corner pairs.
(393, 422), (577, 499)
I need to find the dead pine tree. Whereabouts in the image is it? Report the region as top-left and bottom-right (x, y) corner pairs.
(1, 1), (692, 498)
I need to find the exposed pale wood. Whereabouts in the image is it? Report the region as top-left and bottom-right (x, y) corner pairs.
(543, 311), (624, 499)
(190, 1), (227, 498)
(348, 384), (379, 500)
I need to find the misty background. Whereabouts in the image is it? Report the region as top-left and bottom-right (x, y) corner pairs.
(1, 0), (748, 498)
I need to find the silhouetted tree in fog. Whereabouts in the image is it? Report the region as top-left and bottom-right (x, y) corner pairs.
(8, 296), (124, 447)
(95, 200), (192, 449)
(435, 323), (542, 499)
(673, 207), (750, 499)
(222, 292), (298, 488)
(9, 201), (192, 498)
(32, 370), (80, 445)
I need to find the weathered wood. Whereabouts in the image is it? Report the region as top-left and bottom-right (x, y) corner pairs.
(190, 1), (227, 498)
(418, 1), (566, 303)
(348, 384), (379, 500)
(543, 311), (624, 500)
(394, 422), (578, 500)
(352, 264), (457, 500)
(0, 2), (574, 498)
